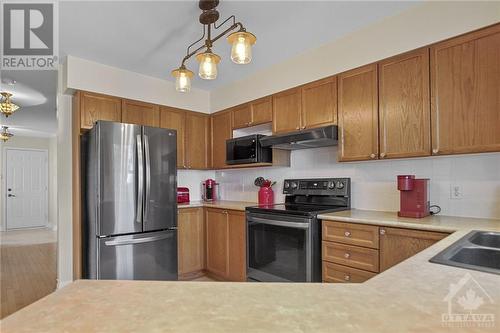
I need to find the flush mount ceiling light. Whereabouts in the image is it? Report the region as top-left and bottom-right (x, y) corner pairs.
(0, 92), (20, 117)
(171, 0), (256, 92)
(0, 126), (13, 142)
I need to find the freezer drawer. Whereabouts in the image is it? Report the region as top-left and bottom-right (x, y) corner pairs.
(98, 230), (178, 281)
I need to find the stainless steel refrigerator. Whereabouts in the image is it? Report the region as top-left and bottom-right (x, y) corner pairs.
(81, 121), (178, 280)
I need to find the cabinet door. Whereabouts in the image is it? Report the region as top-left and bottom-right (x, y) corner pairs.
(379, 227), (448, 271)
(211, 111), (232, 169)
(301, 77), (337, 129)
(379, 49), (431, 159)
(272, 88), (302, 133)
(431, 25), (500, 155)
(80, 91), (122, 129)
(250, 96), (273, 126)
(185, 113), (209, 169)
(227, 211), (246, 282)
(205, 209), (229, 278)
(178, 208), (205, 278)
(160, 107), (186, 168)
(122, 99), (160, 127)
(338, 64), (379, 161)
(232, 104), (252, 129)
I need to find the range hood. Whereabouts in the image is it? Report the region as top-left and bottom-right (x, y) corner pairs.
(260, 125), (338, 150)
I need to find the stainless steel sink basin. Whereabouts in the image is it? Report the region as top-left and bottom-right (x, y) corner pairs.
(430, 230), (500, 275)
(469, 232), (500, 248)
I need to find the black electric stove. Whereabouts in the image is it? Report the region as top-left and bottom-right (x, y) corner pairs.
(246, 178), (351, 282)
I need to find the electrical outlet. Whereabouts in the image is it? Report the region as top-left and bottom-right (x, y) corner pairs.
(450, 184), (463, 199)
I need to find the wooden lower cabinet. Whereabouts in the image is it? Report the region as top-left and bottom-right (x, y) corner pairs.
(322, 220), (379, 249)
(379, 227), (448, 271)
(177, 208), (205, 279)
(323, 262), (376, 283)
(205, 208), (246, 281)
(322, 241), (379, 273)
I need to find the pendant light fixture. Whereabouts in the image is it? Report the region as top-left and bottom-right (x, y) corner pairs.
(0, 126), (13, 142)
(172, 0), (256, 92)
(0, 92), (20, 117)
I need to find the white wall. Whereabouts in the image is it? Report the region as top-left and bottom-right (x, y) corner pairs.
(64, 55), (210, 113)
(211, 1), (500, 111)
(217, 149), (500, 219)
(0, 135), (57, 231)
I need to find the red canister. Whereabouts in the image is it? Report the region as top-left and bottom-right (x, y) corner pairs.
(258, 186), (274, 206)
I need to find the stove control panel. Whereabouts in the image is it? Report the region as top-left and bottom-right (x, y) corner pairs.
(283, 178), (350, 196)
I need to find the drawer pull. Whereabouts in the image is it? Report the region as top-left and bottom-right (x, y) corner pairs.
(344, 231), (351, 237)
(344, 252), (351, 259)
(344, 274), (350, 281)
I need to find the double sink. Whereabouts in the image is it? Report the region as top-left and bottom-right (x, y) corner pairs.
(430, 231), (500, 275)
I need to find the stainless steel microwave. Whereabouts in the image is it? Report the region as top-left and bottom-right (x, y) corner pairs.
(226, 134), (272, 165)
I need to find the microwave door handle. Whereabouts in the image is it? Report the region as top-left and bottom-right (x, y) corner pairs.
(247, 217), (310, 229)
(136, 135), (144, 223)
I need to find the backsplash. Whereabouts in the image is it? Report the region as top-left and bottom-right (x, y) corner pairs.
(215, 147), (500, 219)
(178, 169), (215, 201)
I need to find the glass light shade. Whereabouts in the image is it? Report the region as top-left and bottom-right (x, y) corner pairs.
(196, 51), (221, 80)
(171, 67), (194, 92)
(0, 92), (20, 117)
(227, 31), (256, 64)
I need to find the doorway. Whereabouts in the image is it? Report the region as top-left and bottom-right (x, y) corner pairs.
(4, 148), (49, 230)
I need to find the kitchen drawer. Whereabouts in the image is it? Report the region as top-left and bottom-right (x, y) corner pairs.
(322, 220), (379, 249)
(322, 241), (379, 272)
(322, 262), (377, 283)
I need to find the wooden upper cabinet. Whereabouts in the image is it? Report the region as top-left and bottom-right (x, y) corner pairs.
(211, 111), (232, 169)
(431, 24), (500, 155)
(301, 76), (338, 129)
(185, 113), (210, 169)
(272, 87), (302, 133)
(232, 103), (252, 129)
(379, 227), (448, 271)
(250, 96), (273, 125)
(178, 208), (205, 279)
(338, 64), (379, 161)
(205, 208), (229, 278)
(121, 99), (159, 127)
(160, 107), (186, 168)
(378, 48), (431, 159)
(80, 91), (122, 129)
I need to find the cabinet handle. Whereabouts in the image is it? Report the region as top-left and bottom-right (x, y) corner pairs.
(380, 229), (386, 235)
(380, 153), (386, 158)
(432, 148), (439, 154)
(344, 274), (350, 281)
(295, 126), (300, 130)
(370, 153), (376, 159)
(344, 231), (351, 237)
(344, 252), (351, 259)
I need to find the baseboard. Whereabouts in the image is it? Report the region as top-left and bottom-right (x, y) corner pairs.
(56, 279), (73, 289)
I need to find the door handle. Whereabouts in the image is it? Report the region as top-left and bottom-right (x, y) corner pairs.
(104, 232), (174, 246)
(144, 134), (151, 223)
(136, 135), (144, 223)
(247, 217), (310, 229)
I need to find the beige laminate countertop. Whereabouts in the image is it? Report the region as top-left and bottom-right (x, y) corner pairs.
(177, 200), (257, 211)
(3, 210), (500, 332)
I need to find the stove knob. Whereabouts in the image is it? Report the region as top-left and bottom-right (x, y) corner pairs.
(284, 182), (290, 189)
(291, 182), (298, 189)
(328, 181), (335, 189)
(336, 181), (345, 189)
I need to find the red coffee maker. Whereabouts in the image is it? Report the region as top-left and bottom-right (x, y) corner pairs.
(202, 179), (219, 202)
(397, 175), (430, 218)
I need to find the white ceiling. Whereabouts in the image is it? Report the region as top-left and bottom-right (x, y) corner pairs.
(1, 70), (58, 137)
(2, 1), (419, 137)
(59, 0), (419, 91)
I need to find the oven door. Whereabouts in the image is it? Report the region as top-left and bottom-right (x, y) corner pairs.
(247, 213), (313, 282)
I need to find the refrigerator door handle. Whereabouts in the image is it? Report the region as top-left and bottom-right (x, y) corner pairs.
(144, 134), (151, 223)
(136, 134), (144, 223)
(104, 233), (174, 246)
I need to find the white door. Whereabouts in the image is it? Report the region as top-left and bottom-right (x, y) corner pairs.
(5, 149), (48, 229)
